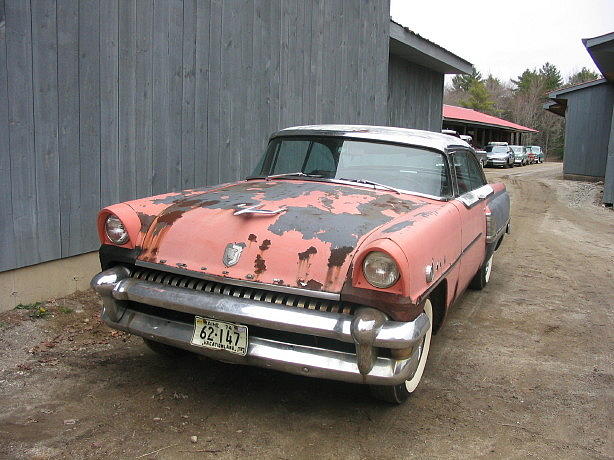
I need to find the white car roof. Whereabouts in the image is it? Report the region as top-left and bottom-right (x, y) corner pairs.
(271, 125), (471, 153)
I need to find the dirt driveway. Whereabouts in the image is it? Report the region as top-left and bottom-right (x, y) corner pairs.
(1, 162), (612, 459)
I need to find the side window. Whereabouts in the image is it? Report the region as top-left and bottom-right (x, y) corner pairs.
(452, 151), (486, 195)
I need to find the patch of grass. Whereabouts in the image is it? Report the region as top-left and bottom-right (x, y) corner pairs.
(14, 302), (50, 318)
(58, 306), (74, 314)
(0, 321), (7, 328)
(14, 302), (43, 310)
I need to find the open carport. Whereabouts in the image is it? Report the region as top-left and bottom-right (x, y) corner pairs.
(443, 104), (538, 148)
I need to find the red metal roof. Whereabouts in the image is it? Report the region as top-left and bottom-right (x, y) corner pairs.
(443, 105), (538, 133)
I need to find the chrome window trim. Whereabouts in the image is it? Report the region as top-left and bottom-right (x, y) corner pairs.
(135, 260), (340, 301)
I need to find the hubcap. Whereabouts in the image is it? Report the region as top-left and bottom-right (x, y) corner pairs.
(405, 300), (433, 393)
(484, 256), (493, 283)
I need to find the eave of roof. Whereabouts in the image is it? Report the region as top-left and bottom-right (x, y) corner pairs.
(547, 78), (608, 98)
(443, 105), (538, 133)
(582, 31), (614, 82)
(389, 20), (474, 75)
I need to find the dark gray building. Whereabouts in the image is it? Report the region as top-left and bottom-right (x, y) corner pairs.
(546, 31), (614, 205)
(0, 0), (471, 280)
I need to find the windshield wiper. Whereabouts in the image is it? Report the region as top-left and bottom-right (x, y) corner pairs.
(265, 171), (322, 180)
(338, 178), (400, 194)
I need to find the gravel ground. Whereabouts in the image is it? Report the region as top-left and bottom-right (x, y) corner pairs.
(0, 162), (612, 459)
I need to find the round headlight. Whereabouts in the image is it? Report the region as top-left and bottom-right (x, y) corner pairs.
(105, 214), (129, 244)
(362, 251), (400, 289)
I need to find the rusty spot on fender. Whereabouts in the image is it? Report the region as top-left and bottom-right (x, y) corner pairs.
(328, 246), (354, 268)
(304, 279), (323, 291)
(248, 234), (257, 242)
(254, 255), (267, 274)
(259, 239), (271, 251)
(136, 212), (156, 233)
(298, 246), (317, 261)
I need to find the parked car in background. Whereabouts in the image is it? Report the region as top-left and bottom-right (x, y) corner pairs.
(91, 125), (510, 404)
(524, 146), (536, 164)
(485, 143), (514, 168)
(510, 145), (527, 166)
(474, 149), (487, 167)
(529, 146), (544, 163)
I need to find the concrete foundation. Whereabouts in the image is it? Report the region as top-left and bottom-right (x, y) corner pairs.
(0, 252), (100, 313)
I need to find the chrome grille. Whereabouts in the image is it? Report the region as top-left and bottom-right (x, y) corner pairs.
(130, 267), (355, 315)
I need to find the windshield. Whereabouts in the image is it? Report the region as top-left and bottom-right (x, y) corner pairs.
(253, 136), (451, 197)
(485, 146), (508, 153)
(511, 146), (523, 153)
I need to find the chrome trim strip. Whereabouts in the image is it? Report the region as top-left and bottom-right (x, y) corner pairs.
(134, 260), (340, 301)
(418, 232), (482, 303)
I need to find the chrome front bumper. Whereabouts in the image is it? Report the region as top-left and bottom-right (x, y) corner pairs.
(91, 266), (430, 386)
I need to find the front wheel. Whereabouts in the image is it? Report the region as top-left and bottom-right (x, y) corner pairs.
(369, 300), (434, 404)
(470, 254), (493, 290)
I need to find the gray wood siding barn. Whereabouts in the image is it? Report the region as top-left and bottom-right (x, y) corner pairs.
(0, 1), (471, 273)
(387, 54), (444, 131)
(559, 83), (614, 178)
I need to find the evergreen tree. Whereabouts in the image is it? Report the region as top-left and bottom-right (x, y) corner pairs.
(451, 68), (483, 92)
(567, 67), (600, 86)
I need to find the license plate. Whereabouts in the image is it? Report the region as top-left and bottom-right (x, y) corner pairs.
(191, 316), (248, 356)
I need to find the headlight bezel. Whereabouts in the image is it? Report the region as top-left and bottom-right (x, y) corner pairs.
(362, 250), (400, 289)
(104, 214), (130, 245)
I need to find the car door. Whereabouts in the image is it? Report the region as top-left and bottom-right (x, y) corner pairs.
(449, 149), (490, 292)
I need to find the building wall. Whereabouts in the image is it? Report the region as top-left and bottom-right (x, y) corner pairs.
(387, 54), (444, 131)
(0, 0), (391, 273)
(602, 104), (614, 205)
(562, 83), (614, 177)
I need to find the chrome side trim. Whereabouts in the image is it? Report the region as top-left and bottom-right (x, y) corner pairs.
(134, 260), (340, 301)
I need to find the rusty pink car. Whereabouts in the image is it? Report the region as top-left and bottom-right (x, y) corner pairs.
(91, 125), (510, 403)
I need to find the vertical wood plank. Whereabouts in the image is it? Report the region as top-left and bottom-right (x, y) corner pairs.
(206, 0), (221, 185)
(118, 0), (137, 202)
(135, 0), (153, 198)
(166, 0), (183, 192)
(151, 0), (169, 194)
(79, 0), (101, 251)
(181, 0), (197, 188)
(100, 0), (120, 206)
(5, 0), (39, 266)
(268, 0), (280, 132)
(57, 0), (80, 256)
(0, 0), (17, 270)
(31, 0), (61, 262)
(239, 0), (253, 176)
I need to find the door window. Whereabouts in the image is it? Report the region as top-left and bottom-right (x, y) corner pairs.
(452, 151), (486, 195)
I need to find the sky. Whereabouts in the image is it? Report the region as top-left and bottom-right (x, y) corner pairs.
(390, 0), (614, 84)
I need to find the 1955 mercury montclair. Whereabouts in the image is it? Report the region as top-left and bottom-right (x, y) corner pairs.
(91, 125), (510, 403)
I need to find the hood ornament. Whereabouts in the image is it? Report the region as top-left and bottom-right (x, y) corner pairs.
(234, 203), (287, 216)
(223, 242), (245, 267)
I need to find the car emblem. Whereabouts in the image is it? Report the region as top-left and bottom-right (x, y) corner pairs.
(222, 243), (245, 267)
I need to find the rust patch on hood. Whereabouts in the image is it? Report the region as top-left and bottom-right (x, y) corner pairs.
(254, 254), (267, 275)
(327, 246), (354, 268)
(248, 234), (257, 243)
(258, 239), (271, 251)
(298, 246), (317, 260)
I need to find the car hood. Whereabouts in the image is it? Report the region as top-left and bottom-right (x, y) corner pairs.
(126, 180), (441, 293)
